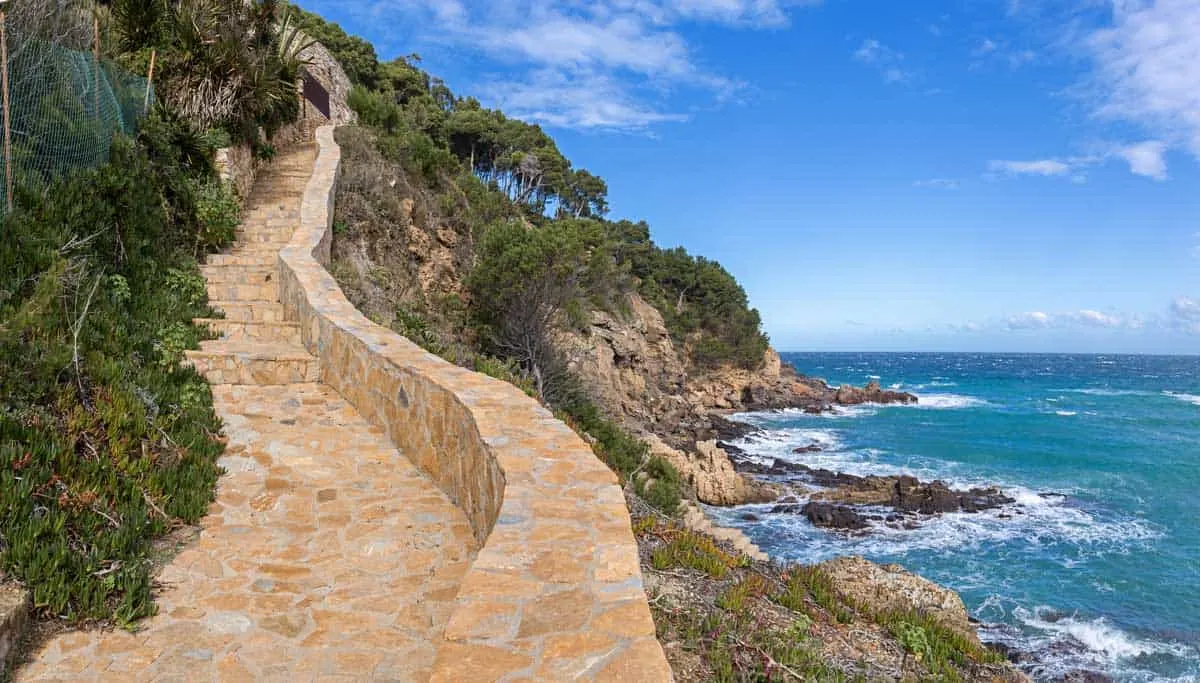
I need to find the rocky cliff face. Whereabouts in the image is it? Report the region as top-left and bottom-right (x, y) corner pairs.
(559, 294), (916, 505)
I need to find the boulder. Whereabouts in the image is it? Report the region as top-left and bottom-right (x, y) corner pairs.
(801, 502), (869, 530)
(818, 556), (980, 646)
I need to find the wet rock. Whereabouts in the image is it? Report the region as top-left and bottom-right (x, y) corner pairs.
(739, 512), (761, 522)
(1060, 671), (1115, 683)
(792, 444), (824, 454)
(801, 502), (869, 530)
(833, 379), (918, 406)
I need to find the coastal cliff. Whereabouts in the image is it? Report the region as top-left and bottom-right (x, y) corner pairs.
(301, 11), (1025, 679)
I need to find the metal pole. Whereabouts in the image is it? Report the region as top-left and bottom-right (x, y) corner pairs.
(144, 49), (156, 114)
(1, 9), (12, 213)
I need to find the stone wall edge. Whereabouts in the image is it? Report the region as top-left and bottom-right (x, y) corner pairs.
(277, 126), (671, 681)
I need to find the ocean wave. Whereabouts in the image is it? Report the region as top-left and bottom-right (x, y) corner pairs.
(1164, 391), (1200, 406)
(1055, 410), (1078, 417)
(912, 393), (989, 409)
(1060, 388), (1153, 397)
(1012, 607), (1198, 678)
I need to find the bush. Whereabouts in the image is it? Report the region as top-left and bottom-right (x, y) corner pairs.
(0, 133), (224, 624)
(193, 179), (240, 251)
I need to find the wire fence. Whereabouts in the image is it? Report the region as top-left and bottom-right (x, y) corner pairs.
(1, 25), (154, 212)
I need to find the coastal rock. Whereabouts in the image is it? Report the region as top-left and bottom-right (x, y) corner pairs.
(793, 443), (823, 453)
(805, 469), (1015, 515)
(833, 379), (918, 406)
(644, 435), (779, 506)
(1060, 671), (1115, 683)
(801, 502), (869, 530)
(818, 556), (980, 646)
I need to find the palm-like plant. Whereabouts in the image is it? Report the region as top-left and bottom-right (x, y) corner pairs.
(106, 0), (311, 143)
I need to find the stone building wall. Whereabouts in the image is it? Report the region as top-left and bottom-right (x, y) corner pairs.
(276, 125), (672, 680)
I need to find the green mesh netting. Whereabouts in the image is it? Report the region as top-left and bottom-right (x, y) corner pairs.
(1, 30), (153, 211)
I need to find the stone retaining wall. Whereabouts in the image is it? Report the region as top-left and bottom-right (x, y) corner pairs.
(0, 583), (29, 674)
(276, 126), (671, 681)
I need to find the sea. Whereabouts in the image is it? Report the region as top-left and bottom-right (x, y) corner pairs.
(704, 352), (1200, 682)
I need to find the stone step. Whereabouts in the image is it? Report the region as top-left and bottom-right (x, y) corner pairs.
(199, 265), (276, 285)
(184, 340), (318, 385)
(205, 279), (278, 302)
(229, 241), (290, 254)
(208, 300), (287, 322)
(195, 318), (301, 344)
(235, 232), (294, 246)
(205, 252), (278, 267)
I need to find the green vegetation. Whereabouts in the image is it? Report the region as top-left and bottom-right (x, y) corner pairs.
(0, 124), (230, 623)
(298, 9), (768, 371)
(650, 527), (747, 578)
(1, 0), (307, 624)
(773, 565), (854, 624)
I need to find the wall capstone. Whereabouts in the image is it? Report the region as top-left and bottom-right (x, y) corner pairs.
(276, 126), (672, 681)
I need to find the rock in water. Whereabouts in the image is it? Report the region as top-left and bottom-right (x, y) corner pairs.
(833, 379), (918, 406)
(801, 502), (869, 530)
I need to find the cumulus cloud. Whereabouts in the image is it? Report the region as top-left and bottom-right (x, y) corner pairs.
(363, 0), (820, 130)
(1115, 140), (1169, 180)
(853, 38), (912, 83)
(1000, 309), (1144, 331)
(1006, 311), (1053, 330)
(1070, 309), (1125, 327)
(1168, 296), (1200, 334)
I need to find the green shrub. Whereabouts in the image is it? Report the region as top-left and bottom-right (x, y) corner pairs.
(0, 133), (224, 624)
(193, 179), (240, 251)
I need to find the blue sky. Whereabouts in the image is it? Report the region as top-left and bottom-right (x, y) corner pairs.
(296, 0), (1200, 354)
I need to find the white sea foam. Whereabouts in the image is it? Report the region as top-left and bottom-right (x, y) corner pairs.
(1055, 410), (1078, 417)
(1017, 606), (1192, 661)
(1165, 391), (1200, 406)
(1061, 388), (1152, 397)
(912, 393), (989, 409)
(929, 380), (959, 387)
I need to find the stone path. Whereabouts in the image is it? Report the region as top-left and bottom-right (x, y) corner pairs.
(19, 145), (476, 682)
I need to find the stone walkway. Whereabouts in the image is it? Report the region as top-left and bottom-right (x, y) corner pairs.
(19, 145), (476, 682)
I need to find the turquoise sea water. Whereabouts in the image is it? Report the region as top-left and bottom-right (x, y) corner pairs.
(706, 353), (1200, 681)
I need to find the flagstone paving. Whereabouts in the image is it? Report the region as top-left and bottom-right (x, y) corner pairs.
(18, 145), (476, 682)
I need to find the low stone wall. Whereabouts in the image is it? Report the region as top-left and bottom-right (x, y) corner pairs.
(276, 126), (670, 680)
(0, 583), (29, 673)
(213, 143), (257, 203)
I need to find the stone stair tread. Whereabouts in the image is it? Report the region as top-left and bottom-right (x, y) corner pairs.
(191, 339), (313, 361)
(194, 318), (298, 328)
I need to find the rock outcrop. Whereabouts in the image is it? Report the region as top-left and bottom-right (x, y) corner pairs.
(645, 435), (779, 506)
(818, 556), (980, 645)
(833, 379), (918, 406)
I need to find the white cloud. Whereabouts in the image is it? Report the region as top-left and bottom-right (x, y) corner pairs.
(369, 0), (820, 130)
(853, 38), (912, 83)
(1002, 309), (1143, 331)
(988, 159), (1072, 176)
(1169, 296), (1200, 334)
(1084, 0), (1200, 163)
(913, 178), (960, 189)
(1070, 309), (1124, 327)
(1115, 140), (1169, 180)
(1007, 311), (1053, 329)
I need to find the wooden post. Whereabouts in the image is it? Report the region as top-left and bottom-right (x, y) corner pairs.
(1, 8), (12, 213)
(143, 49), (156, 114)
